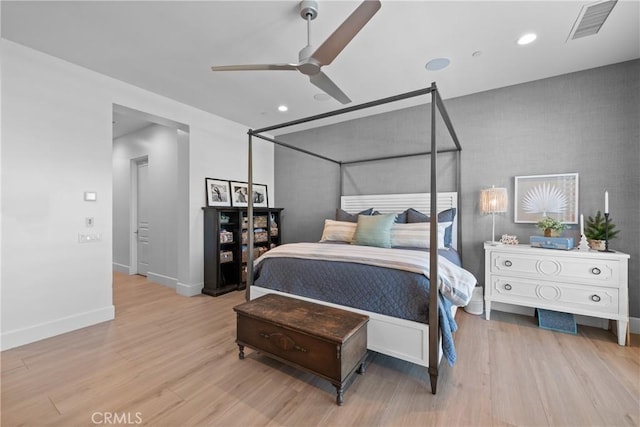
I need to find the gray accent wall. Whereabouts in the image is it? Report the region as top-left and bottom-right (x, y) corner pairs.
(274, 60), (640, 318)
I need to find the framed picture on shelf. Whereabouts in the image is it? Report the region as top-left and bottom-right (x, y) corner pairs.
(514, 173), (578, 223)
(230, 181), (249, 207)
(230, 181), (269, 208)
(252, 184), (269, 208)
(205, 178), (231, 207)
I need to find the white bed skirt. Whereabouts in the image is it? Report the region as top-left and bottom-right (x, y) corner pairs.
(250, 286), (457, 367)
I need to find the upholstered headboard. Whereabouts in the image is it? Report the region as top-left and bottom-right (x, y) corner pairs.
(340, 192), (459, 250)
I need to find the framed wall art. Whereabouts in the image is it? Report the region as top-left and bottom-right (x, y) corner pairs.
(230, 181), (249, 207)
(514, 173), (578, 223)
(230, 181), (269, 208)
(252, 184), (269, 208)
(205, 178), (231, 207)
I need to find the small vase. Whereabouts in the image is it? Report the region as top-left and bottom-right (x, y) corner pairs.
(588, 239), (606, 251)
(544, 228), (560, 237)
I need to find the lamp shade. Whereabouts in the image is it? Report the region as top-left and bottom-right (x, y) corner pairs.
(480, 187), (508, 214)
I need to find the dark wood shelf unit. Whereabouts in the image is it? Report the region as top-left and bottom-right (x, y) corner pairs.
(202, 207), (283, 297)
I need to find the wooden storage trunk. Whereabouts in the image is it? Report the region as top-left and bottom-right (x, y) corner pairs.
(234, 293), (369, 405)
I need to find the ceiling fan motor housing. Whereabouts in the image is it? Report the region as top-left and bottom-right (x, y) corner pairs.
(299, 0), (318, 20)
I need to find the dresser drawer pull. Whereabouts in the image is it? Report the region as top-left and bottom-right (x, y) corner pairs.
(504, 284), (512, 291)
(591, 294), (601, 303)
(259, 332), (308, 353)
(504, 260), (512, 267)
(591, 267), (601, 275)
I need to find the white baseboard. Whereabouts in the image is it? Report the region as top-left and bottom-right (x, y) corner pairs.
(112, 262), (130, 274)
(1, 305), (115, 351)
(147, 272), (177, 289)
(490, 302), (640, 333)
(176, 281), (203, 297)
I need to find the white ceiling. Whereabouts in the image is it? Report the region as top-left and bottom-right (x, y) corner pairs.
(2, 1), (639, 132)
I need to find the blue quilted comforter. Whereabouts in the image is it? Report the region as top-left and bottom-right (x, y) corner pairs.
(253, 248), (465, 365)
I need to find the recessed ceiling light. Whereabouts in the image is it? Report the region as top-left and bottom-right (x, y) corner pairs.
(517, 33), (537, 45)
(277, 105), (288, 112)
(425, 57), (450, 71)
(314, 93), (331, 101)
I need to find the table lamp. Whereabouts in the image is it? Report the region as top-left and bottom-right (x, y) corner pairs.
(480, 186), (508, 244)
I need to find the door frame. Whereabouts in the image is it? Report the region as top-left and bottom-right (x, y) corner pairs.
(129, 156), (149, 275)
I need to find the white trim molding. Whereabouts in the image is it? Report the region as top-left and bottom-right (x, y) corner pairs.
(176, 281), (204, 297)
(112, 262), (130, 274)
(147, 272), (177, 289)
(1, 305), (114, 351)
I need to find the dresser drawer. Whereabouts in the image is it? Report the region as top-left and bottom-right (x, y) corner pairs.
(488, 276), (619, 315)
(490, 251), (620, 287)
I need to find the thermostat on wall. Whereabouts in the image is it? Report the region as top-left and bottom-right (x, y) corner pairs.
(84, 191), (97, 201)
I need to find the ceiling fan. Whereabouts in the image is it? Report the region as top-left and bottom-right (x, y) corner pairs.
(211, 0), (381, 104)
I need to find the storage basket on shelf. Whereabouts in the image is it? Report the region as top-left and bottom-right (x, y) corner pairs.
(220, 250), (233, 264)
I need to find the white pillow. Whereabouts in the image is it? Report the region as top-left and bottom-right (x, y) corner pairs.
(391, 222), (452, 249)
(320, 219), (357, 243)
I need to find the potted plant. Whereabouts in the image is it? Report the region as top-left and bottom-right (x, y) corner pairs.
(536, 216), (568, 237)
(585, 211), (619, 250)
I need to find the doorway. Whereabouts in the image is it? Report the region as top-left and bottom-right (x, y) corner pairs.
(112, 104), (190, 292)
(134, 158), (149, 276)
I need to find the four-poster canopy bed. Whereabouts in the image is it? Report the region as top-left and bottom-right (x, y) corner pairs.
(242, 82), (475, 394)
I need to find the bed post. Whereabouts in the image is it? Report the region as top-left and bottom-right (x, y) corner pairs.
(246, 132), (254, 301)
(428, 82), (439, 395)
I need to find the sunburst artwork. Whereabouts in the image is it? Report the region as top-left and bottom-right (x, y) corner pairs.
(515, 173), (578, 223)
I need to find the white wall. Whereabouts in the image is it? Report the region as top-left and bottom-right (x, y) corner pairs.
(1, 39), (274, 350)
(113, 124), (179, 287)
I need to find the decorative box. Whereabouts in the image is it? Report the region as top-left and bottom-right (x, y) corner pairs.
(220, 250), (234, 263)
(241, 246), (261, 263)
(242, 230), (268, 243)
(219, 230), (234, 243)
(530, 236), (574, 250)
(254, 216), (268, 228)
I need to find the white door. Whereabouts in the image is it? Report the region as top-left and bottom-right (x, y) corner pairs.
(136, 160), (150, 276)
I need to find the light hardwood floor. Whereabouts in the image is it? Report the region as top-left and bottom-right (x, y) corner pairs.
(2, 272), (638, 426)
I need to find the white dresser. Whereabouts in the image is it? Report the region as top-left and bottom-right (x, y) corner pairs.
(484, 243), (630, 345)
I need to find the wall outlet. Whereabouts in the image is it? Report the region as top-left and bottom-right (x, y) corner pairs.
(78, 233), (102, 243)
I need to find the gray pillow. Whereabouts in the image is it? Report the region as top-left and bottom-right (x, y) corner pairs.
(406, 208), (456, 247)
(335, 208), (373, 222)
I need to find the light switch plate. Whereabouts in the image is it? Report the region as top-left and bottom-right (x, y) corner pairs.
(84, 191), (97, 201)
(78, 233), (101, 243)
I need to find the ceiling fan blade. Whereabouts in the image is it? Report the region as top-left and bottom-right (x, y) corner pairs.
(211, 64), (298, 71)
(311, 0), (381, 66)
(309, 71), (351, 104)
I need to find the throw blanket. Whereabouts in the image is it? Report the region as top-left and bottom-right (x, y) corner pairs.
(255, 243), (476, 306)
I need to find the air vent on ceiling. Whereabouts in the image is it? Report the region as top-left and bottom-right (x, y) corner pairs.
(567, 0), (617, 41)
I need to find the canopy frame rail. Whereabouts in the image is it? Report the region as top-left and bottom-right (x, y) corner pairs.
(245, 82), (461, 395)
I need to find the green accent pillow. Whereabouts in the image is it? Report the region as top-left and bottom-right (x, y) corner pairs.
(352, 213), (397, 248)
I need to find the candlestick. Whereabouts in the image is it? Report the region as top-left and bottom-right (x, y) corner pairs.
(580, 213), (584, 236)
(600, 212), (614, 253)
(605, 191), (609, 214)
